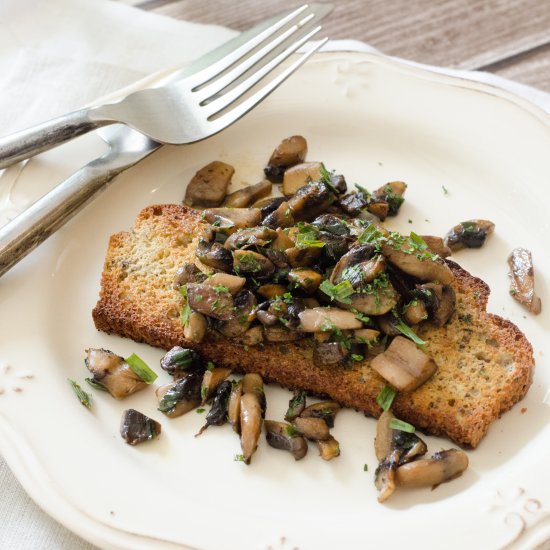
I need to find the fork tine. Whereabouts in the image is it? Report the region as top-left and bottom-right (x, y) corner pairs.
(208, 38), (328, 134)
(184, 4), (311, 88)
(194, 12), (316, 103)
(203, 27), (324, 118)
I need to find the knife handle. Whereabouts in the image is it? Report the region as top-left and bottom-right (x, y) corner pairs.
(0, 149), (132, 277)
(0, 109), (112, 170)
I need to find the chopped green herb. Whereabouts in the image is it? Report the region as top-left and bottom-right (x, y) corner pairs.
(363, 464), (369, 472)
(285, 424), (299, 437)
(376, 385), (397, 411)
(212, 298), (220, 310)
(351, 354), (364, 361)
(125, 353), (158, 383)
(283, 292), (294, 304)
(295, 222), (325, 248)
(235, 252), (262, 272)
(358, 224), (383, 244)
(509, 289), (517, 295)
(382, 185), (405, 215)
(408, 219), (413, 224)
(353, 311), (371, 324)
(389, 418), (416, 433)
(319, 164), (338, 193)
(68, 379), (92, 409)
(213, 284), (230, 294)
(85, 377), (107, 392)
(234, 454), (245, 462)
(395, 318), (426, 346)
(196, 408), (206, 414)
(459, 313), (473, 324)
(179, 284), (191, 327)
(207, 361), (215, 371)
(319, 280), (354, 304)
(442, 185), (449, 195)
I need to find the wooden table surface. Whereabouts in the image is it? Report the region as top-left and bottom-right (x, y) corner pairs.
(133, 0), (550, 93)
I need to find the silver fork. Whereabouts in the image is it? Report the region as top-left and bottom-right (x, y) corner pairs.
(0, 4), (331, 277)
(0, 3), (329, 169)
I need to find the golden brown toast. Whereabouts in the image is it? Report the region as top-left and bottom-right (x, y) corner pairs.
(92, 204), (534, 448)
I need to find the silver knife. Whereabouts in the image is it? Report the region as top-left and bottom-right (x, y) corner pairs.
(0, 4), (331, 277)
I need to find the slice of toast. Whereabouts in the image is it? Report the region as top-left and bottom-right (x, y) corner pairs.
(92, 204), (534, 448)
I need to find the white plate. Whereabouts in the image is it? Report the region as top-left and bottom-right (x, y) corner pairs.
(1, 51), (550, 550)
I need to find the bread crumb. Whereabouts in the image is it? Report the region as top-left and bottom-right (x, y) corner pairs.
(520, 407), (527, 414)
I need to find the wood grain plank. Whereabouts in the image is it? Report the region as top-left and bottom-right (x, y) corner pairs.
(144, 0), (550, 71)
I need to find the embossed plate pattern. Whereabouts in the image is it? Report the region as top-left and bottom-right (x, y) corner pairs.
(0, 52), (549, 550)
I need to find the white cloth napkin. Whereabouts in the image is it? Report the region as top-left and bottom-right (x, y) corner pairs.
(1, 1), (549, 549)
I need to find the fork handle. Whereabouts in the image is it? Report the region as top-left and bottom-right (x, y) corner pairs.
(0, 108), (112, 170)
(0, 147), (134, 278)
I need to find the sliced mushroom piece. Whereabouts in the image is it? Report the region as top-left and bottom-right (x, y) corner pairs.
(300, 401), (340, 428)
(203, 272), (246, 295)
(370, 336), (437, 392)
(316, 435), (341, 460)
(374, 449), (400, 502)
(416, 283), (456, 326)
(282, 161), (323, 196)
(224, 226), (277, 251)
(288, 268), (322, 293)
(196, 238), (233, 272)
(271, 228), (295, 250)
(508, 248), (542, 314)
(183, 311), (208, 343)
(393, 430), (428, 465)
(160, 346), (202, 377)
(184, 161), (234, 207)
(204, 207), (262, 229)
(241, 325), (264, 346)
(264, 136), (308, 182)
(255, 196), (287, 220)
(375, 410), (395, 461)
(262, 200), (294, 229)
(233, 249), (275, 277)
(257, 283), (287, 300)
(403, 299), (429, 326)
(186, 282), (234, 321)
(342, 285), (399, 316)
(366, 200), (390, 221)
(337, 191), (369, 216)
(285, 390), (307, 421)
(256, 309), (279, 326)
(240, 392), (263, 464)
(173, 263), (206, 289)
(330, 244), (376, 284)
(421, 235), (452, 258)
(312, 214), (351, 236)
(120, 409), (161, 446)
(375, 313), (402, 336)
(227, 380), (243, 433)
(85, 348), (147, 399)
(372, 181), (407, 216)
(196, 380), (232, 436)
(200, 367), (232, 404)
(268, 135), (308, 168)
(381, 242), (454, 285)
(353, 328), (381, 344)
(285, 246), (322, 268)
(299, 307), (363, 332)
(317, 231), (351, 261)
(265, 420), (308, 460)
(395, 449), (469, 488)
(287, 180), (336, 222)
(313, 342), (349, 366)
(217, 290), (257, 338)
(156, 373), (202, 418)
(292, 416), (330, 441)
(242, 372), (266, 416)
(224, 180), (272, 208)
(444, 219), (495, 251)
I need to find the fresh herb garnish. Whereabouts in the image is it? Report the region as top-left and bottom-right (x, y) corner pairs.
(85, 377), (107, 392)
(358, 224), (383, 244)
(351, 354), (364, 361)
(389, 418), (416, 433)
(68, 379), (92, 409)
(196, 408), (206, 414)
(295, 222), (325, 248)
(394, 318), (426, 346)
(207, 361), (215, 371)
(213, 284), (230, 294)
(285, 424), (299, 437)
(442, 185), (449, 195)
(363, 464), (369, 472)
(376, 384), (397, 411)
(319, 280), (354, 304)
(319, 164), (338, 193)
(234, 454), (245, 462)
(382, 185), (405, 215)
(179, 284), (191, 327)
(353, 311), (371, 324)
(125, 353), (158, 383)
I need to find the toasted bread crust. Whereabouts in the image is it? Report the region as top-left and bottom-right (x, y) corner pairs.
(93, 205), (534, 448)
